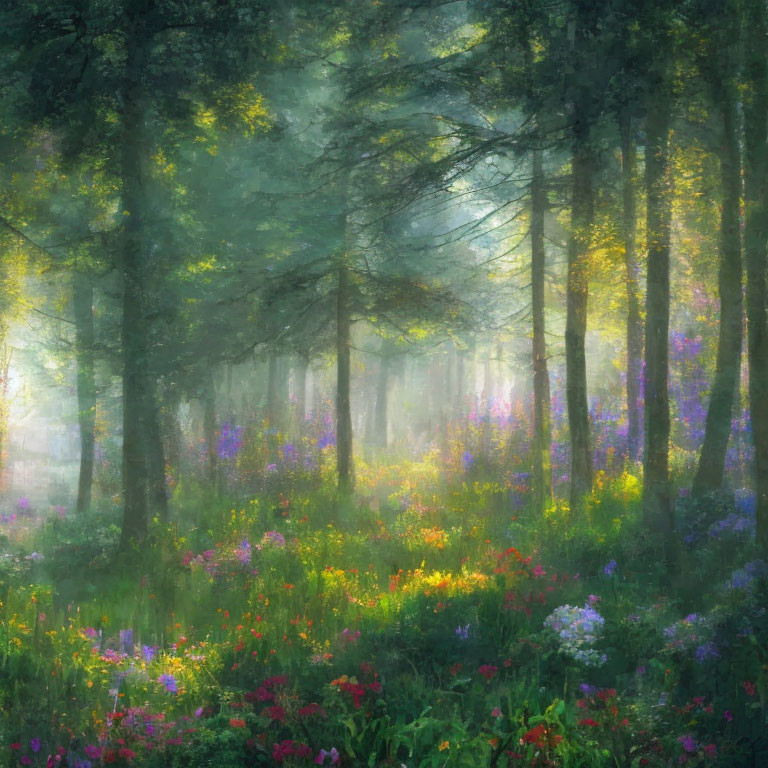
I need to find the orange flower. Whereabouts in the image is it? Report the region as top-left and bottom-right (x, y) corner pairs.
(229, 718), (246, 728)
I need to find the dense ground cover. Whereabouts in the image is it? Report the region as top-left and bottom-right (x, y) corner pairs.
(0, 416), (765, 768)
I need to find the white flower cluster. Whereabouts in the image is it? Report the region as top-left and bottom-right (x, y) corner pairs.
(544, 603), (607, 666)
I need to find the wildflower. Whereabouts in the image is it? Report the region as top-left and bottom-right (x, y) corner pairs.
(84, 745), (102, 759)
(217, 423), (243, 459)
(724, 710), (733, 721)
(743, 680), (757, 697)
(695, 642), (720, 663)
(158, 673), (178, 693)
(603, 560), (617, 576)
(544, 603), (606, 666)
(439, 741), (450, 751)
(521, 724), (546, 746)
(703, 744), (717, 759)
(298, 703), (325, 718)
(230, 718), (247, 728)
(142, 645), (155, 663)
(678, 735), (697, 753)
(478, 664), (498, 681)
(264, 531), (286, 548)
(588, 594), (601, 605)
(30, 738), (41, 753)
(579, 718), (600, 727)
(264, 705), (287, 722)
(236, 537), (252, 565)
(491, 707), (502, 717)
(455, 624), (470, 640)
(532, 564), (546, 578)
(315, 747), (340, 764)
(462, 451), (474, 470)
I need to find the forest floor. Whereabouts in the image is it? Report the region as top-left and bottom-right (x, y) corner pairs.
(0, 451), (765, 767)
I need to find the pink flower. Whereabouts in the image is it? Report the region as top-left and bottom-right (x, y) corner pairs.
(491, 707), (502, 717)
(532, 565), (546, 578)
(478, 664), (498, 681)
(743, 680), (757, 697)
(724, 710), (733, 722)
(703, 744), (717, 759)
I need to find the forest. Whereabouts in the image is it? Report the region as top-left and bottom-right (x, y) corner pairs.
(0, 0), (766, 765)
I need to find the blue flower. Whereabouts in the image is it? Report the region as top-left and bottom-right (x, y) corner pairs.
(456, 624), (470, 640)
(158, 673), (178, 693)
(603, 559), (617, 576)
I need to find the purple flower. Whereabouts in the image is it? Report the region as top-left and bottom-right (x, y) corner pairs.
(603, 560), (617, 576)
(142, 645), (155, 663)
(456, 624), (470, 640)
(236, 537), (252, 565)
(217, 423), (244, 460)
(158, 673), (178, 693)
(30, 738), (40, 753)
(462, 451), (474, 470)
(695, 642), (720, 663)
(264, 531), (286, 548)
(678, 734), (698, 753)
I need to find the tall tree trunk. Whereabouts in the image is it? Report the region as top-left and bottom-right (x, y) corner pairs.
(119, 39), (151, 547)
(162, 384), (182, 484)
(565, 127), (594, 510)
(336, 263), (354, 494)
(744, 0), (768, 553)
(642, 81), (673, 537)
(455, 345), (465, 417)
(531, 148), (552, 512)
(202, 369), (218, 488)
(620, 110), (643, 463)
(144, 379), (168, 520)
(693, 57), (742, 495)
(374, 350), (389, 451)
(73, 272), (96, 515)
(294, 354), (308, 430)
(266, 352), (279, 429)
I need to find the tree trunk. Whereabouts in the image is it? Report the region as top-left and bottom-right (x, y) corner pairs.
(266, 352), (279, 429)
(294, 354), (309, 430)
(455, 345), (465, 416)
(374, 350), (389, 451)
(744, 0), (768, 554)
(336, 263), (354, 493)
(531, 148), (552, 512)
(144, 379), (168, 521)
(119, 39), (151, 547)
(565, 128), (594, 510)
(693, 59), (742, 495)
(620, 109), (643, 464)
(203, 369), (218, 487)
(73, 272), (96, 515)
(642, 81), (673, 537)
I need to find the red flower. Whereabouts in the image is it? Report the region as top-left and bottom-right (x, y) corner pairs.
(478, 664), (499, 681)
(298, 702), (325, 718)
(521, 724), (546, 746)
(229, 718), (247, 728)
(579, 718), (600, 727)
(743, 680), (757, 697)
(264, 706), (287, 723)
